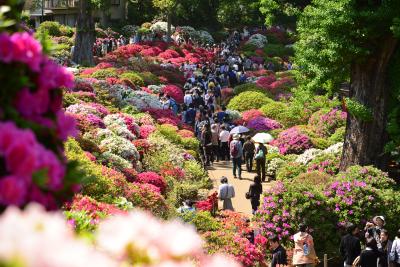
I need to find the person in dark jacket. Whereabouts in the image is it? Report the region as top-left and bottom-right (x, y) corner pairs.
(379, 229), (393, 267)
(243, 136), (255, 172)
(254, 143), (267, 182)
(340, 223), (361, 267)
(360, 238), (379, 267)
(247, 175), (263, 214)
(200, 123), (213, 166)
(269, 234), (288, 267)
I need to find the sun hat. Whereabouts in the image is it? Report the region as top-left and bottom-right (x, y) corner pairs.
(232, 133), (240, 140)
(373, 216), (385, 225)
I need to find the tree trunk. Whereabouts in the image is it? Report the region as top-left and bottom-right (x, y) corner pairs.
(340, 37), (398, 171)
(73, 0), (94, 66)
(167, 12), (172, 42)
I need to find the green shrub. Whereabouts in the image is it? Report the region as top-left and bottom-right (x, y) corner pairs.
(292, 171), (333, 188)
(259, 101), (288, 121)
(120, 71), (145, 86)
(60, 25), (74, 37)
(37, 21), (62, 36)
(263, 44), (293, 58)
(183, 160), (210, 184)
(63, 93), (80, 107)
(178, 211), (221, 232)
(307, 153), (340, 175)
(329, 126), (346, 144)
(181, 137), (199, 151)
(91, 68), (118, 79)
(138, 71), (160, 86)
(167, 180), (201, 208)
(233, 83), (268, 96)
(276, 162), (307, 181)
(227, 91), (273, 112)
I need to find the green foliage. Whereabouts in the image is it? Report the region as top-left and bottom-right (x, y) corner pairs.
(167, 180), (203, 208)
(329, 126), (345, 144)
(91, 68), (119, 79)
(292, 171), (333, 188)
(233, 83), (269, 96)
(138, 71), (160, 86)
(179, 211), (221, 232)
(37, 21), (62, 36)
(157, 124), (200, 151)
(183, 160), (210, 184)
(276, 162), (307, 181)
(344, 98), (373, 122)
(259, 101), (288, 121)
(227, 91), (273, 112)
(120, 71), (145, 86)
(259, 0), (310, 27)
(263, 44), (293, 58)
(217, 0), (262, 28)
(64, 210), (100, 233)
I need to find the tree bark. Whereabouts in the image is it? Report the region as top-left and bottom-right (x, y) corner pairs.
(167, 12), (172, 42)
(340, 37), (398, 171)
(73, 0), (94, 66)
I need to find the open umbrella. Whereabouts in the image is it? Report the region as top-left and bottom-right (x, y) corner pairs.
(230, 126), (250, 134)
(252, 133), (274, 144)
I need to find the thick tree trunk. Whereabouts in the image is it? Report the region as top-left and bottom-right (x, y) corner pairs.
(73, 0), (94, 66)
(340, 37), (398, 171)
(167, 12), (172, 42)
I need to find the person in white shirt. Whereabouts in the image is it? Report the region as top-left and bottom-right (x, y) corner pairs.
(184, 91), (193, 106)
(218, 176), (235, 211)
(219, 125), (230, 161)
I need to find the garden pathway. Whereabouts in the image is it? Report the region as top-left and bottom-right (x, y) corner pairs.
(207, 161), (274, 216)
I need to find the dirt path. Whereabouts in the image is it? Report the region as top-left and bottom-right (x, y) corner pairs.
(207, 161), (273, 216)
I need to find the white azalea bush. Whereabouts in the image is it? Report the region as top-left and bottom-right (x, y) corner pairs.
(150, 21), (175, 33)
(246, 33), (268, 48)
(196, 30), (214, 44)
(225, 109), (241, 121)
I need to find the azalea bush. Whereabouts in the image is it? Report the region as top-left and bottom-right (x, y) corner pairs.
(308, 108), (347, 137)
(271, 127), (313, 154)
(254, 165), (400, 257)
(162, 84), (184, 103)
(136, 172), (167, 194)
(247, 116), (281, 132)
(227, 91), (273, 112)
(233, 83), (268, 96)
(0, 30), (80, 209)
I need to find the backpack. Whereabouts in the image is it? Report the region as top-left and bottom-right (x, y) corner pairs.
(230, 141), (239, 158)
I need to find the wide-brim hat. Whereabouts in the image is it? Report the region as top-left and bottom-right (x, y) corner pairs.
(373, 216), (385, 225)
(232, 133), (240, 140)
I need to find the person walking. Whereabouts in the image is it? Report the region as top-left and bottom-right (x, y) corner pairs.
(211, 123), (220, 162)
(230, 133), (243, 179)
(243, 136), (255, 172)
(247, 175), (263, 214)
(254, 142), (267, 182)
(219, 125), (230, 161)
(269, 234), (288, 267)
(293, 223), (317, 267)
(218, 176), (235, 211)
(340, 223), (361, 267)
(389, 229), (400, 267)
(200, 123), (212, 166)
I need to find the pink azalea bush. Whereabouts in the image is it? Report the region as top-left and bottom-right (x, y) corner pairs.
(136, 172), (167, 193)
(139, 125), (156, 138)
(308, 108), (347, 137)
(0, 32), (78, 209)
(247, 116), (281, 132)
(162, 84), (184, 103)
(242, 109), (265, 123)
(255, 75), (276, 89)
(271, 126), (312, 154)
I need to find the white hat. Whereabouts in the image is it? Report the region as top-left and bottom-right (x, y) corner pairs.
(373, 216), (385, 225)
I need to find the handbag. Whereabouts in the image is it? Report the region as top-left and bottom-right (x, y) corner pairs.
(245, 192), (251, 199)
